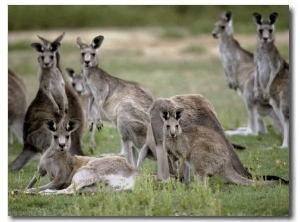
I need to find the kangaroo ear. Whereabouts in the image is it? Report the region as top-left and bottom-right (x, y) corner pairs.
(66, 119), (81, 132)
(175, 108), (184, 120)
(269, 12), (278, 25)
(76, 37), (86, 49)
(160, 110), (170, 121)
(37, 35), (51, 46)
(65, 68), (75, 78)
(91, 35), (104, 49)
(225, 11), (232, 22)
(43, 119), (56, 132)
(50, 42), (61, 52)
(54, 32), (65, 43)
(253, 12), (262, 25)
(31, 43), (44, 53)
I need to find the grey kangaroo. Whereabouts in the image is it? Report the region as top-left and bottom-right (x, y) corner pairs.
(25, 118), (138, 194)
(76, 35), (155, 166)
(9, 33), (86, 171)
(253, 12), (289, 148)
(66, 67), (99, 153)
(137, 94), (289, 185)
(137, 94), (251, 181)
(161, 107), (287, 187)
(8, 69), (27, 144)
(212, 11), (282, 136)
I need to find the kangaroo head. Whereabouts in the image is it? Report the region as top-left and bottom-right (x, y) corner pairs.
(253, 12), (278, 43)
(43, 119), (81, 152)
(36, 32), (65, 68)
(31, 42), (60, 69)
(66, 68), (86, 96)
(76, 35), (104, 68)
(160, 108), (184, 139)
(212, 11), (233, 39)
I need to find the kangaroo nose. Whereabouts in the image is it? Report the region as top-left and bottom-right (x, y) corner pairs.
(59, 143), (65, 150)
(263, 37), (268, 42)
(84, 60), (90, 65)
(212, 33), (217, 38)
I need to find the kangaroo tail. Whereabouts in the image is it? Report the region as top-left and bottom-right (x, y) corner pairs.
(259, 175), (289, 185)
(231, 143), (246, 150)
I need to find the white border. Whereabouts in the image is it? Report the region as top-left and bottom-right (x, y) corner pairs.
(3, 1), (297, 222)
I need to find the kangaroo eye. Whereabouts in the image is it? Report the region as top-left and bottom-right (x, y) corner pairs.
(166, 125), (170, 129)
(269, 29), (273, 33)
(50, 56), (54, 59)
(91, 53), (96, 57)
(259, 29), (263, 35)
(54, 135), (58, 139)
(66, 136), (70, 139)
(41, 56), (44, 60)
(175, 125), (179, 129)
(81, 52), (85, 57)
(221, 26), (225, 30)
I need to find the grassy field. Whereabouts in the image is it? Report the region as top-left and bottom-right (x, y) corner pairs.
(8, 26), (290, 217)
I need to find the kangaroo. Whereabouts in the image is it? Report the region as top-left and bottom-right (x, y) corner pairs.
(8, 69), (27, 144)
(160, 108), (287, 187)
(212, 11), (282, 136)
(9, 33), (86, 171)
(31, 41), (68, 116)
(76, 35), (155, 166)
(25, 119), (138, 194)
(253, 12), (289, 148)
(137, 94), (252, 181)
(137, 94), (289, 185)
(65, 67), (99, 153)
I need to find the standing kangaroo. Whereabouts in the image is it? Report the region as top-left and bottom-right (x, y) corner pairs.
(212, 11), (282, 136)
(137, 94), (252, 181)
(9, 33), (86, 171)
(8, 69), (27, 144)
(137, 94), (288, 184)
(76, 35), (155, 166)
(66, 67), (99, 153)
(253, 12), (289, 148)
(31, 41), (68, 117)
(160, 108), (287, 186)
(25, 119), (138, 194)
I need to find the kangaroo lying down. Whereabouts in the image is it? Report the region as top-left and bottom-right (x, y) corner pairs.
(25, 119), (138, 195)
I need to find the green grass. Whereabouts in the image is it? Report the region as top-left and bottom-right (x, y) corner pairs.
(8, 28), (290, 217)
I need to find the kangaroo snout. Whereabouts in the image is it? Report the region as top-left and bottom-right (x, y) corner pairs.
(58, 143), (66, 151)
(84, 60), (90, 66)
(212, 32), (218, 39)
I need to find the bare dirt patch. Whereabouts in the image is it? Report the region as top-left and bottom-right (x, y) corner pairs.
(8, 28), (289, 63)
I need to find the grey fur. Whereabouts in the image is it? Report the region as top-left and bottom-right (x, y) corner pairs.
(137, 94), (252, 181)
(66, 67), (99, 153)
(25, 119), (138, 194)
(9, 33), (86, 171)
(8, 69), (27, 144)
(212, 11), (282, 136)
(253, 12), (289, 148)
(76, 35), (155, 166)
(160, 108), (280, 186)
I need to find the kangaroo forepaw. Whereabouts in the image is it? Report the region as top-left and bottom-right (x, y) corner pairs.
(89, 122), (94, 132)
(263, 93), (269, 101)
(95, 119), (103, 131)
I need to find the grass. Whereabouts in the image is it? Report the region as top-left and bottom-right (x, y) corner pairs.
(7, 27), (290, 217)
